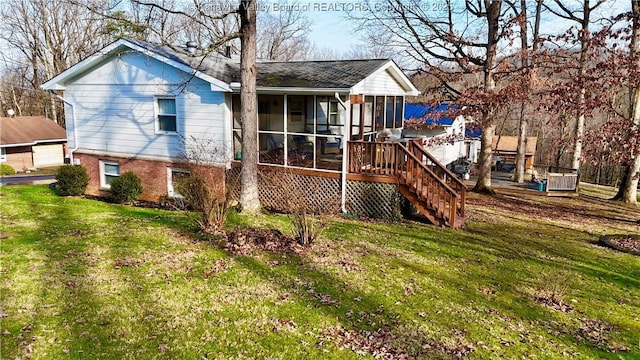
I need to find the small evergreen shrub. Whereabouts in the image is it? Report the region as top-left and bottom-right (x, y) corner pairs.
(55, 165), (89, 196)
(0, 164), (16, 176)
(110, 171), (142, 203)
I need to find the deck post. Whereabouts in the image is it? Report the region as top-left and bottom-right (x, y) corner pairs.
(339, 94), (350, 213)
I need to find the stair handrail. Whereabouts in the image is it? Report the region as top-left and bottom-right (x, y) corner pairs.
(397, 144), (459, 226)
(407, 138), (466, 216)
(346, 140), (463, 227)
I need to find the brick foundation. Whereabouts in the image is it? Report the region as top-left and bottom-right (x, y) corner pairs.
(75, 153), (225, 202)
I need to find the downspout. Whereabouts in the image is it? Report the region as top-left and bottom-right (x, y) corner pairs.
(335, 92), (348, 213)
(51, 92), (78, 164)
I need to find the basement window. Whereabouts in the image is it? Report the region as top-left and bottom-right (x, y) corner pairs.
(99, 160), (120, 189)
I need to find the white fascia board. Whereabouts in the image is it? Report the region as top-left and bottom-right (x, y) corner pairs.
(1, 139), (67, 148)
(1, 142), (36, 147)
(352, 60), (420, 96)
(41, 38), (231, 92)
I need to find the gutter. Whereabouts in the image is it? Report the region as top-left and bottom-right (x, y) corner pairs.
(50, 92), (78, 164)
(335, 92), (349, 214)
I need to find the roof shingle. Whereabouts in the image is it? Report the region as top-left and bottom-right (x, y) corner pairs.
(1, 116), (67, 146)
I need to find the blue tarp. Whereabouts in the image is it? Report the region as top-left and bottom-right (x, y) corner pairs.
(404, 103), (456, 126)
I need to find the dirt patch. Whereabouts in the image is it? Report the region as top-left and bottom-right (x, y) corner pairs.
(224, 228), (304, 255)
(600, 234), (640, 256)
(466, 192), (639, 232)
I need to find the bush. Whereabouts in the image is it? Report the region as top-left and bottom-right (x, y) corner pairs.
(110, 171), (143, 203)
(55, 165), (89, 196)
(0, 164), (15, 176)
(174, 166), (228, 234)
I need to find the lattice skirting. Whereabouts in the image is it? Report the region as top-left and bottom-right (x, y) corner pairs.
(226, 168), (341, 213)
(226, 168), (403, 220)
(345, 180), (401, 220)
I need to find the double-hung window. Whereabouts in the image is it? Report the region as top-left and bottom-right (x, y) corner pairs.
(0, 148), (6, 162)
(156, 97), (177, 133)
(100, 160), (120, 189)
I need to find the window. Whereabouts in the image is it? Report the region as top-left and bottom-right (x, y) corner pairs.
(0, 148), (6, 162)
(167, 168), (189, 198)
(232, 94), (242, 159)
(156, 97), (177, 133)
(386, 96), (395, 128)
(375, 96), (385, 131)
(329, 100), (339, 125)
(99, 161), (120, 189)
(234, 94), (346, 172)
(394, 97), (404, 128)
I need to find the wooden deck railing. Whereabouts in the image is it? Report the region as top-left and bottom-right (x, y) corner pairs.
(406, 139), (467, 216)
(347, 140), (464, 227)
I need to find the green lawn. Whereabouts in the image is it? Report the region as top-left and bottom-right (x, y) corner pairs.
(1, 185), (639, 359)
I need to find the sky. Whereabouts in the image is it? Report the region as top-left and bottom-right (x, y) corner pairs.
(264, 0), (632, 56)
(0, 0), (633, 69)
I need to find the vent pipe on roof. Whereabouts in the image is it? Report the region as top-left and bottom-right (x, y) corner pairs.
(186, 41), (198, 55)
(225, 44), (231, 58)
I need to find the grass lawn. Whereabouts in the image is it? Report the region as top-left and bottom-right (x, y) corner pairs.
(1, 184), (639, 359)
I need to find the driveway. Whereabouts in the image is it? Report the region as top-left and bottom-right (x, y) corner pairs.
(0, 174), (55, 186)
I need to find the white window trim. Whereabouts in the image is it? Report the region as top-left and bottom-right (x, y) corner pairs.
(154, 96), (179, 135)
(167, 167), (189, 198)
(99, 160), (120, 190)
(0, 147), (6, 163)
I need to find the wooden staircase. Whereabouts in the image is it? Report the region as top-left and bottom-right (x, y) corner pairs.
(347, 139), (467, 228)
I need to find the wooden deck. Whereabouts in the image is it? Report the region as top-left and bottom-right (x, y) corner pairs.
(347, 140), (466, 228)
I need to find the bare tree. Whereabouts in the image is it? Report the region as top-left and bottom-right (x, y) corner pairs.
(110, 0), (261, 212)
(620, 0), (640, 204)
(0, 0), (110, 124)
(257, 1), (311, 61)
(351, 0), (521, 193)
(512, 0), (543, 183)
(543, 0), (607, 170)
(610, 1), (640, 204)
(237, 0), (261, 213)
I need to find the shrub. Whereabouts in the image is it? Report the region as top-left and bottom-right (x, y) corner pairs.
(0, 164), (16, 176)
(110, 171), (143, 203)
(174, 166), (228, 234)
(55, 165), (89, 196)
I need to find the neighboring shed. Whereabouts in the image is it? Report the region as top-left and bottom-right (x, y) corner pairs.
(492, 136), (537, 169)
(0, 116), (67, 171)
(403, 103), (478, 166)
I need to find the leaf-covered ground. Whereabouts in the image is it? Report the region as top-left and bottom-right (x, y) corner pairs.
(1, 184), (639, 359)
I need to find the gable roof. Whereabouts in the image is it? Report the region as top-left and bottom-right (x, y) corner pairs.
(492, 136), (537, 154)
(41, 38), (234, 91)
(1, 116), (67, 147)
(42, 38), (418, 95)
(256, 59), (388, 89)
(404, 103), (459, 126)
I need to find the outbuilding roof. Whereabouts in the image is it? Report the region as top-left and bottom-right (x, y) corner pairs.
(404, 103), (458, 126)
(492, 136), (537, 154)
(0, 116), (67, 147)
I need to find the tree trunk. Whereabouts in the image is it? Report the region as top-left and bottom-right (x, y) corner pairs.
(238, 0), (261, 213)
(571, 2), (591, 170)
(472, 0), (501, 194)
(515, 0), (542, 183)
(613, 0), (640, 204)
(474, 120), (496, 194)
